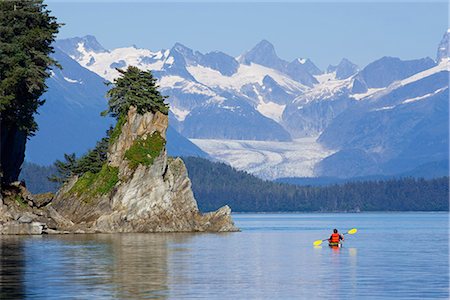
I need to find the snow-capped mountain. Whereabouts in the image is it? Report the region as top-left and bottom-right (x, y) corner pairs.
(351, 56), (436, 93)
(318, 61), (449, 177)
(26, 47), (209, 165)
(282, 72), (355, 138)
(282, 55), (437, 138)
(239, 39), (287, 72)
(238, 39), (322, 80)
(54, 35), (108, 60)
(327, 58), (359, 80)
(54, 36), (316, 141)
(46, 31), (449, 179)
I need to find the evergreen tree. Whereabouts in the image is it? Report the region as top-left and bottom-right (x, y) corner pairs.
(48, 153), (77, 183)
(0, 0), (60, 186)
(50, 133), (111, 183)
(73, 135), (109, 175)
(102, 66), (169, 119)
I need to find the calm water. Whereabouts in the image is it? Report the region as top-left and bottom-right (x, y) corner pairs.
(0, 213), (448, 299)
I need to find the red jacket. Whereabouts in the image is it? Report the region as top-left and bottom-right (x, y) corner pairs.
(329, 233), (342, 243)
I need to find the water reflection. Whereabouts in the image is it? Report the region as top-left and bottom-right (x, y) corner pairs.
(100, 234), (170, 299)
(0, 233), (196, 299)
(348, 247), (357, 257)
(0, 237), (25, 299)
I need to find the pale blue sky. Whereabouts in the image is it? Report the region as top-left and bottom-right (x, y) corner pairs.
(46, 0), (448, 69)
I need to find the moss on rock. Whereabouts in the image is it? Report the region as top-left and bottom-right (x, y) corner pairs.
(14, 194), (28, 208)
(124, 132), (166, 169)
(68, 164), (119, 202)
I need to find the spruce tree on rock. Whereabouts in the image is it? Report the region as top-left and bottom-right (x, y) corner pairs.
(102, 66), (169, 119)
(48, 153), (77, 184)
(0, 0), (60, 186)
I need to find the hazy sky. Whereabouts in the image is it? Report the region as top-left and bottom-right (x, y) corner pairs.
(46, 0), (449, 69)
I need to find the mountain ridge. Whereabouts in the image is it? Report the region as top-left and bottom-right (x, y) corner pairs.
(29, 31), (450, 179)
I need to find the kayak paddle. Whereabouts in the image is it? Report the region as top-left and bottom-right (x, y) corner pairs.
(313, 228), (358, 246)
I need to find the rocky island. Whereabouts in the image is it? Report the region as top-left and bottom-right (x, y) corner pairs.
(0, 66), (238, 234)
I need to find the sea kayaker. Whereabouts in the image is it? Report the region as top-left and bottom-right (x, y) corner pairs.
(328, 228), (344, 247)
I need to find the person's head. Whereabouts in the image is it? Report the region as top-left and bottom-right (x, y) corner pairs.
(333, 229), (338, 233)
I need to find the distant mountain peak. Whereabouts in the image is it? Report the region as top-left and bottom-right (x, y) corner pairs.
(82, 35), (105, 47)
(173, 42), (191, 51)
(290, 57), (322, 76)
(254, 39), (275, 50)
(171, 42), (195, 57)
(352, 56), (436, 92)
(286, 59), (319, 87)
(200, 51), (239, 76)
(327, 58), (358, 79)
(55, 35), (108, 59)
(67, 35), (106, 52)
(339, 58), (353, 65)
(436, 29), (450, 62)
(169, 42), (200, 67)
(239, 39), (286, 71)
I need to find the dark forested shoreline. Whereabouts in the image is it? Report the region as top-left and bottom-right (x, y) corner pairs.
(21, 158), (449, 212)
(182, 157), (449, 212)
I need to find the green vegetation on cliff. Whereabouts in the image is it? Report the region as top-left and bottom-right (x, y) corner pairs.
(68, 164), (119, 201)
(48, 129), (117, 200)
(108, 114), (126, 145)
(125, 132), (166, 169)
(14, 194), (28, 208)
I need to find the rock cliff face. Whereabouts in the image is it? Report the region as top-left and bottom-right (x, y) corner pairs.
(51, 107), (238, 233)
